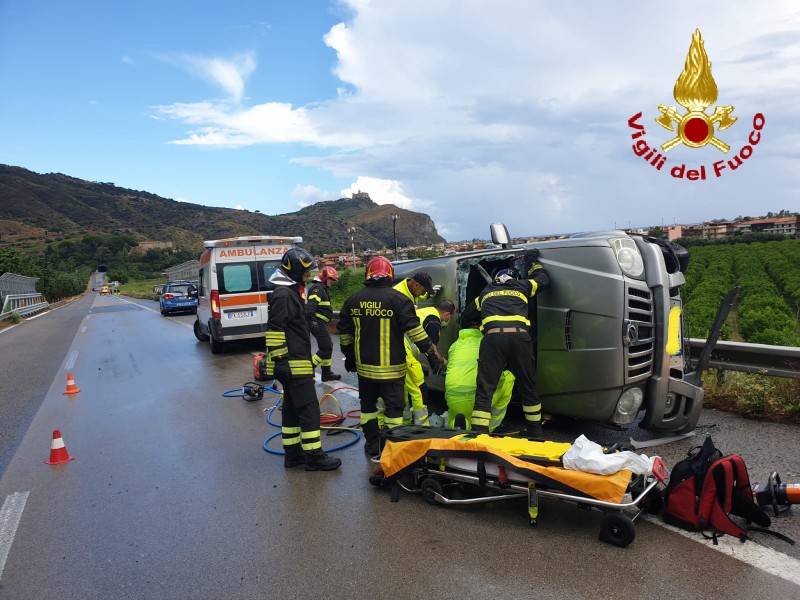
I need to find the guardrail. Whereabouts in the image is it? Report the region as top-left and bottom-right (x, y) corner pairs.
(0, 293), (49, 320)
(688, 338), (800, 379)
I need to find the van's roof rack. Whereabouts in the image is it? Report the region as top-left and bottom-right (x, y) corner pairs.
(203, 235), (303, 248)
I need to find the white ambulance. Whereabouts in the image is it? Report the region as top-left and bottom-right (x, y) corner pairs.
(193, 235), (303, 353)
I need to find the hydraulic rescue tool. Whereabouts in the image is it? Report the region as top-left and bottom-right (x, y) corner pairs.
(752, 472), (800, 517)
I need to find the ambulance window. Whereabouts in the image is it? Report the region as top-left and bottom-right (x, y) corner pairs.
(198, 268), (206, 296)
(259, 260), (281, 291)
(219, 264), (256, 293)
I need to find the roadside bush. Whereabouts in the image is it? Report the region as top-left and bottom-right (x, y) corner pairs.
(328, 268), (365, 311)
(704, 369), (800, 422)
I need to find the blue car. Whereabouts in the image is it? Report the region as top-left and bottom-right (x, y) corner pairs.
(159, 281), (198, 316)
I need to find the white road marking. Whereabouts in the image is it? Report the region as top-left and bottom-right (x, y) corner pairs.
(81, 326), (87, 333)
(0, 324), (21, 335)
(0, 491), (30, 581)
(64, 350), (79, 371)
(642, 514), (800, 587)
(118, 297), (159, 315)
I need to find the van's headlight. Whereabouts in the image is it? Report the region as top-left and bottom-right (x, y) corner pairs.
(613, 387), (644, 424)
(611, 238), (644, 277)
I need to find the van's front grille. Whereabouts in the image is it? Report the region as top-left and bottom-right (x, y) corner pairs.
(626, 285), (654, 382)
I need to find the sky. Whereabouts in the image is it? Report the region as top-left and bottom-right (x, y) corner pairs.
(1, 0), (799, 242)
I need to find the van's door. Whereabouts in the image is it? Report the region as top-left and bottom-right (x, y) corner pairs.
(254, 253), (283, 331)
(214, 249), (264, 340)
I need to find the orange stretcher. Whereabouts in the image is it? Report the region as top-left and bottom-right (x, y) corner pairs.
(369, 425), (667, 547)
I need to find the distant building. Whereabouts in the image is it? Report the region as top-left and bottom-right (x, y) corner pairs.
(703, 222), (736, 240)
(134, 241), (175, 253)
(734, 216), (800, 236)
(667, 224), (703, 241)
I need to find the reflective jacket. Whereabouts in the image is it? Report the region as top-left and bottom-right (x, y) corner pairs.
(305, 281), (333, 323)
(393, 278), (428, 305)
(445, 328), (514, 426)
(473, 266), (549, 333)
(339, 280), (433, 380)
(416, 306), (443, 345)
(264, 284), (314, 378)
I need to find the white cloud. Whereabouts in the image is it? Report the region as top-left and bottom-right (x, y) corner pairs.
(292, 184), (334, 208)
(340, 177), (419, 210)
(175, 197), (190, 203)
(235, 204), (245, 210)
(150, 1), (800, 239)
(156, 51), (256, 102)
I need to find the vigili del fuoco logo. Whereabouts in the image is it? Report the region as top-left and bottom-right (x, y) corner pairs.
(628, 29), (764, 180)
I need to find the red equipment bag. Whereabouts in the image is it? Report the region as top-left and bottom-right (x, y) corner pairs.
(663, 437), (772, 543)
(252, 352), (268, 381)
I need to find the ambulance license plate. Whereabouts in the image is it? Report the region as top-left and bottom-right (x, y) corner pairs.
(227, 310), (254, 319)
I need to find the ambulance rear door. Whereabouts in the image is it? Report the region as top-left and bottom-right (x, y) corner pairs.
(213, 238), (301, 340)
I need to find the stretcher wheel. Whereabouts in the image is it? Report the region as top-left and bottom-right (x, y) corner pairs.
(420, 478), (444, 505)
(598, 511), (636, 548)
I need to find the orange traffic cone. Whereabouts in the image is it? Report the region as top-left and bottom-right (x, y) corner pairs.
(62, 372), (81, 395)
(44, 430), (75, 465)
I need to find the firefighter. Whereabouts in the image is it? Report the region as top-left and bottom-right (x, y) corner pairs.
(338, 256), (443, 458)
(265, 248), (341, 471)
(462, 251), (550, 437)
(306, 266), (342, 381)
(394, 271), (435, 305)
(445, 312), (514, 431)
(402, 300), (455, 425)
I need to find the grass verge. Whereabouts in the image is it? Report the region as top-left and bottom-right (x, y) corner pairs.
(703, 369), (800, 423)
(120, 278), (164, 300)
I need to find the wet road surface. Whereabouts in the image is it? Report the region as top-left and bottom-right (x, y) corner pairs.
(0, 292), (799, 599)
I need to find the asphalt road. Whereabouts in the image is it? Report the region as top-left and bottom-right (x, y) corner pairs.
(1, 292), (799, 599)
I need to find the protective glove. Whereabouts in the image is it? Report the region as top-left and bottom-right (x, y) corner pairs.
(273, 360), (292, 385)
(309, 319), (320, 334)
(431, 284), (442, 297)
(344, 355), (357, 373)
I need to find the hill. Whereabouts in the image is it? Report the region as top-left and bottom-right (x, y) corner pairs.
(0, 165), (445, 255)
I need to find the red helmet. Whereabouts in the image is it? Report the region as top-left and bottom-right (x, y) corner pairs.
(365, 256), (394, 281)
(318, 266), (339, 283)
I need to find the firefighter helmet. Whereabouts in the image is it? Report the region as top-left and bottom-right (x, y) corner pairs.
(280, 248), (317, 283)
(318, 266), (339, 284)
(365, 256), (394, 281)
(493, 268), (516, 284)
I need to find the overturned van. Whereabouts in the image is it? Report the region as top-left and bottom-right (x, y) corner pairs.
(394, 224), (702, 433)
(194, 235), (302, 353)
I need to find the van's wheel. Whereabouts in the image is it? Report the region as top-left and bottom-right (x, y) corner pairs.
(420, 478), (444, 505)
(598, 511), (636, 547)
(210, 334), (224, 354)
(193, 319), (209, 341)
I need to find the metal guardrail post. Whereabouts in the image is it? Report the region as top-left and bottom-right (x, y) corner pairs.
(0, 293), (49, 320)
(688, 338), (800, 379)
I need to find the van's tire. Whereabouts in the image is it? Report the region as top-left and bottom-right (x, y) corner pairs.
(210, 332), (224, 354)
(194, 319), (209, 342)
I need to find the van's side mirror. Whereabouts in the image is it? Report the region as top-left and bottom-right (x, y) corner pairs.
(490, 223), (511, 248)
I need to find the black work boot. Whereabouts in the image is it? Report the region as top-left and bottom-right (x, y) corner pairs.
(321, 366), (342, 381)
(304, 450), (342, 471)
(453, 414), (467, 430)
(362, 420), (381, 459)
(283, 445), (305, 468)
(525, 422), (544, 440)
